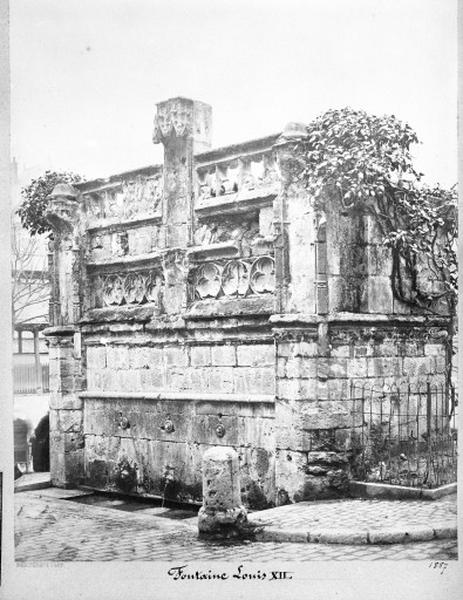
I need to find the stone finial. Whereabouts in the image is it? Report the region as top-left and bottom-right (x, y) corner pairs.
(198, 446), (248, 538)
(152, 97), (212, 152)
(46, 183), (81, 235)
(276, 122), (308, 145)
(49, 183), (79, 199)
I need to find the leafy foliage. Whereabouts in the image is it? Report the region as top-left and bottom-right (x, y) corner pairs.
(294, 107), (457, 313)
(17, 170), (84, 236)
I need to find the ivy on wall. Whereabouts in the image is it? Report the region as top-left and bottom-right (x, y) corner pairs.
(292, 107), (457, 316)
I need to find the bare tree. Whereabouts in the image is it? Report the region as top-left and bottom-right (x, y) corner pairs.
(11, 221), (49, 331)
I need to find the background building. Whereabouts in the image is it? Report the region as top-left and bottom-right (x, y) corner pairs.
(11, 158), (50, 469)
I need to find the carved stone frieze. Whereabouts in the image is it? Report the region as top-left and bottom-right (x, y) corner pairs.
(189, 255), (275, 301)
(91, 268), (164, 309)
(86, 174), (163, 224)
(193, 215), (262, 256)
(197, 152), (279, 203)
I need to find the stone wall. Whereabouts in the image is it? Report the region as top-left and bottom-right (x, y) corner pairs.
(44, 97), (452, 506)
(83, 394), (274, 508)
(78, 308), (276, 507)
(85, 341), (275, 396)
(273, 317), (449, 502)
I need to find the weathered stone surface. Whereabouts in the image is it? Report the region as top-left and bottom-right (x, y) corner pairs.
(346, 357), (368, 378)
(190, 345), (211, 366)
(46, 96), (452, 506)
(366, 276), (393, 314)
(233, 366), (275, 395)
(210, 344), (236, 366)
(49, 392), (83, 410)
(236, 344), (274, 367)
(331, 344), (351, 358)
(105, 346), (129, 370)
(424, 343), (445, 356)
(86, 346), (107, 369)
(402, 356), (435, 377)
(198, 447), (248, 537)
(366, 356), (402, 378)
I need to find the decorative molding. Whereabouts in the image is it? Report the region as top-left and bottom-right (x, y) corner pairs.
(189, 255), (275, 301)
(153, 98), (194, 143)
(196, 152), (279, 206)
(87, 215), (162, 235)
(85, 174), (163, 225)
(86, 252), (162, 271)
(184, 295), (274, 320)
(193, 215), (261, 256)
(80, 391), (275, 404)
(90, 268), (164, 309)
(272, 328), (318, 343)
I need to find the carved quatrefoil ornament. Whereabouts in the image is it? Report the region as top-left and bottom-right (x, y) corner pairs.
(222, 260), (249, 296)
(249, 256), (275, 294)
(195, 263), (222, 299)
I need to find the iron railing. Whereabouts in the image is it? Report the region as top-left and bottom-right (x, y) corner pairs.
(350, 380), (457, 488)
(13, 363), (50, 394)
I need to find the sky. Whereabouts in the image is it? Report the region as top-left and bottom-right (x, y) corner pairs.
(9, 0), (457, 186)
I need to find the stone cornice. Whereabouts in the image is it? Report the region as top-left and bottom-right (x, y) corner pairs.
(269, 312), (451, 327)
(80, 391), (275, 404)
(42, 325), (77, 337)
(185, 296), (274, 320)
(86, 213), (162, 234)
(86, 252), (162, 272)
(195, 191), (275, 218)
(77, 164), (163, 193)
(195, 134), (280, 166)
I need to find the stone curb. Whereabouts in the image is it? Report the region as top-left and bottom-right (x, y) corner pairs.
(14, 475), (52, 493)
(349, 481), (458, 501)
(251, 522), (457, 545)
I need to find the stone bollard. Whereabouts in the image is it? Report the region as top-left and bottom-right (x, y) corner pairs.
(198, 446), (249, 539)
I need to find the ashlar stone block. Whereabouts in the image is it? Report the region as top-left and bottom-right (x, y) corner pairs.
(236, 344), (274, 367)
(86, 346), (106, 370)
(210, 344), (236, 366)
(191, 345), (212, 367)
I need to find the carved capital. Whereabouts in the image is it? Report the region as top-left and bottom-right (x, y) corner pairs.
(153, 98), (193, 142)
(153, 97), (212, 151)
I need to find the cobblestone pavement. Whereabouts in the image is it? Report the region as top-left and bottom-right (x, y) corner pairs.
(15, 489), (458, 562)
(250, 495), (457, 532)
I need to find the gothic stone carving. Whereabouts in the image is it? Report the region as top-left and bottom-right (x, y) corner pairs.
(92, 268), (164, 309)
(197, 153), (279, 203)
(190, 256), (275, 301)
(153, 98), (194, 143)
(86, 174), (163, 223)
(194, 215), (263, 256)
